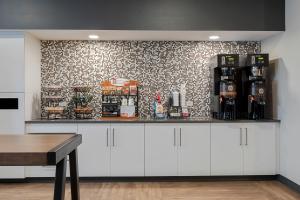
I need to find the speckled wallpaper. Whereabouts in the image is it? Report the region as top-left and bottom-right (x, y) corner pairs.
(41, 40), (260, 118)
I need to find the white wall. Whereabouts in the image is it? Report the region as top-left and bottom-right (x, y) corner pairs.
(25, 33), (41, 120)
(262, 0), (300, 185)
(0, 33), (25, 92)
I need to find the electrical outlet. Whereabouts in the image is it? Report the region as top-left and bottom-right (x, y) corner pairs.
(186, 101), (193, 107)
(59, 102), (67, 107)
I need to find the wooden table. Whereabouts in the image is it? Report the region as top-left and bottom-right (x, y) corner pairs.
(0, 134), (82, 200)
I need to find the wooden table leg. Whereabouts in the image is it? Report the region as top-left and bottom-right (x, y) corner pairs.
(54, 157), (67, 200)
(69, 149), (80, 200)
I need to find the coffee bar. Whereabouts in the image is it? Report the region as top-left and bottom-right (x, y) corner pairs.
(35, 53), (276, 122)
(23, 42), (279, 180)
(0, 33), (283, 200)
(1, 37), (280, 181)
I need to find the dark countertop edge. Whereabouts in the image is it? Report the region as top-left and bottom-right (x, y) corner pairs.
(211, 119), (281, 123)
(25, 119), (281, 124)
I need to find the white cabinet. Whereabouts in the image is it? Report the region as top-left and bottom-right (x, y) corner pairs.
(0, 35), (37, 179)
(110, 124), (144, 176)
(77, 124), (110, 177)
(243, 123), (276, 175)
(211, 123), (243, 175)
(145, 123), (210, 176)
(145, 124), (178, 176)
(0, 95), (25, 179)
(211, 123), (277, 176)
(23, 122), (277, 178)
(178, 124), (210, 176)
(0, 37), (25, 92)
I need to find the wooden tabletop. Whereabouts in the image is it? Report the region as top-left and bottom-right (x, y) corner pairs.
(0, 134), (82, 166)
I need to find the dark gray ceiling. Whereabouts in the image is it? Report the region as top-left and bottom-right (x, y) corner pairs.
(0, 0), (285, 31)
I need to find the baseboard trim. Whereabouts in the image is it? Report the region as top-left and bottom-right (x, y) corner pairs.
(0, 175), (277, 183)
(1, 175), (299, 195)
(277, 175), (300, 193)
(0, 178), (27, 183)
(77, 175), (277, 182)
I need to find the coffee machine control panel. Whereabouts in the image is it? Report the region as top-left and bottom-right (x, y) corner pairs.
(217, 54), (239, 67)
(247, 54), (269, 67)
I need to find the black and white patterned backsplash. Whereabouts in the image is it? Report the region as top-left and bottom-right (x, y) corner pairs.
(41, 40), (261, 118)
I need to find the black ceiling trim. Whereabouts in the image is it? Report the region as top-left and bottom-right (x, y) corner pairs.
(0, 0), (285, 31)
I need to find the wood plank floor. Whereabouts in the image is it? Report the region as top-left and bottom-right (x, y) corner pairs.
(0, 181), (299, 200)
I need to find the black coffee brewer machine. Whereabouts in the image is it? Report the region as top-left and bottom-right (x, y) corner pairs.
(238, 54), (269, 120)
(211, 54), (239, 120)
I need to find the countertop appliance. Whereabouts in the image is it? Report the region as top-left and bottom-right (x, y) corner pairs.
(238, 54), (269, 120)
(210, 54), (239, 120)
(168, 90), (182, 119)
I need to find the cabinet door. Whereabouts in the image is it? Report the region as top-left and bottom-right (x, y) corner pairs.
(178, 124), (210, 176)
(243, 123), (276, 175)
(211, 123), (243, 175)
(0, 37), (25, 92)
(77, 124), (110, 177)
(145, 124), (178, 176)
(110, 124), (144, 176)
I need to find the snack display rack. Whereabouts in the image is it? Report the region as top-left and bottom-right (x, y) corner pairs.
(100, 80), (139, 118)
(42, 86), (65, 119)
(72, 86), (93, 119)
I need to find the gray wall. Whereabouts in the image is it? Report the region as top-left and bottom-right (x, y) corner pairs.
(0, 0), (285, 31)
(262, 0), (300, 186)
(41, 40), (260, 118)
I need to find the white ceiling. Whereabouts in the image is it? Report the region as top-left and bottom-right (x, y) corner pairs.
(25, 30), (283, 41)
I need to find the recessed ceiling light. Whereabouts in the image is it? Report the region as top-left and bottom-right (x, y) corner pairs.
(209, 35), (220, 40)
(88, 34), (99, 39)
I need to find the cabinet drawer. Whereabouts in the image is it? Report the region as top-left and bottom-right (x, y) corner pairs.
(0, 167), (24, 179)
(26, 123), (77, 134)
(25, 162), (70, 178)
